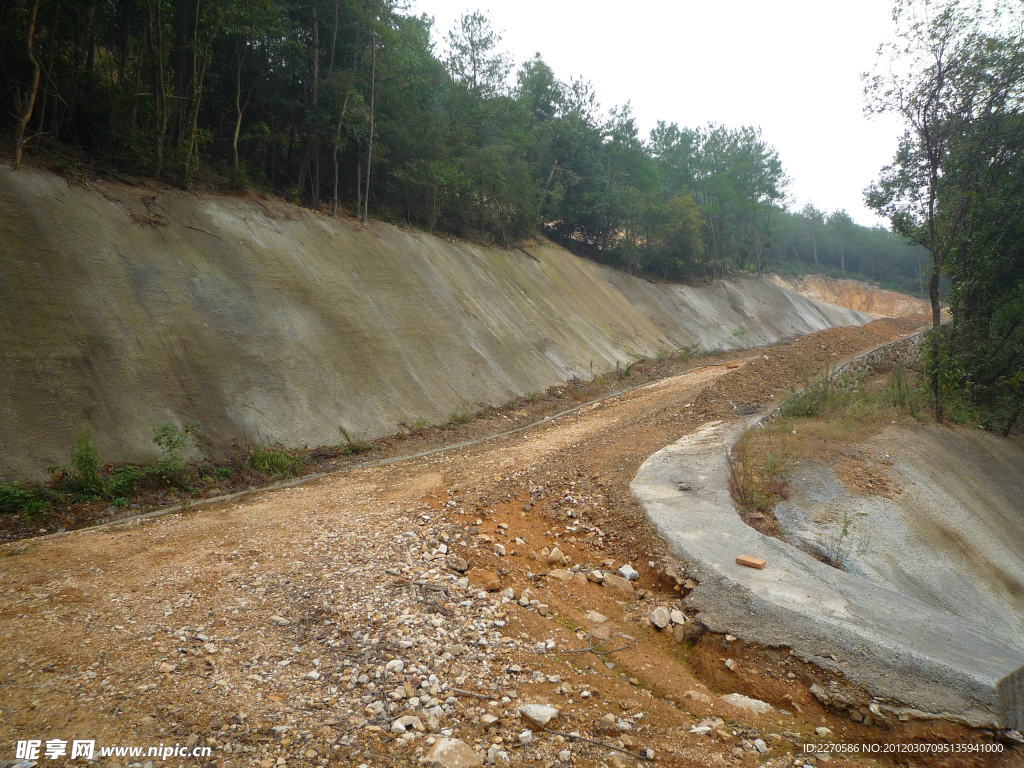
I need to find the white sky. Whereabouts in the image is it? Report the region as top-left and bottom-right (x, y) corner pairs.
(408, 0), (907, 226)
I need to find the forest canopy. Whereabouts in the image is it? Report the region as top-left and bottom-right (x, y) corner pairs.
(2, 0), (925, 291)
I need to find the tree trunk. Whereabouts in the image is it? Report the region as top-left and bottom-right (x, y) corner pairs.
(329, 0), (339, 70)
(171, 0), (196, 148)
(1003, 405), (1023, 438)
(537, 159), (558, 220)
(928, 263), (943, 419)
(13, 0), (42, 170)
(332, 94), (351, 217)
(147, 0), (169, 178)
(232, 43), (246, 174)
(186, 34), (212, 185)
(36, 5), (57, 141)
(362, 32), (377, 224)
(309, 6), (320, 204)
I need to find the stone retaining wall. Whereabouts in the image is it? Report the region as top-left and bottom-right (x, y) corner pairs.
(747, 330), (929, 435)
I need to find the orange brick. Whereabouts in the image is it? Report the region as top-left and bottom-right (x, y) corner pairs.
(736, 554), (766, 570)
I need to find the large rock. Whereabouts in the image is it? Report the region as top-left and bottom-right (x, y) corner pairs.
(445, 555), (469, 573)
(602, 574), (634, 595)
(423, 738), (483, 768)
(547, 547), (568, 566)
(518, 703), (560, 726)
(650, 607), (670, 629)
(618, 564), (640, 581)
(719, 692), (774, 714)
(390, 715), (424, 733)
(547, 568), (573, 582)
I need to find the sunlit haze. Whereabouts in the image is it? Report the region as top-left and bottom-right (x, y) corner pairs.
(410, 0), (907, 227)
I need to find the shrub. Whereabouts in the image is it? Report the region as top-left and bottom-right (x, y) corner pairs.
(0, 483), (52, 521)
(106, 465), (145, 498)
(403, 418), (428, 435)
(728, 432), (790, 519)
(446, 409), (471, 428)
(673, 346), (696, 363)
(70, 430), (103, 495)
(615, 360), (641, 380)
(152, 422), (200, 480)
(339, 427), (373, 455)
(249, 446), (303, 477)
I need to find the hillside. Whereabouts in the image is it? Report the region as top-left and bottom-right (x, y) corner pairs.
(0, 166), (870, 480)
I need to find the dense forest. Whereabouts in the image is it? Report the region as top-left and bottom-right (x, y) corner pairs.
(867, 0), (1024, 433)
(1, 0), (925, 290)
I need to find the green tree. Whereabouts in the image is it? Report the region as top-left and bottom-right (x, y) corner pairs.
(867, 0), (1024, 419)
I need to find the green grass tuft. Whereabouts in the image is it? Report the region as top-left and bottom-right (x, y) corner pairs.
(249, 447), (304, 477)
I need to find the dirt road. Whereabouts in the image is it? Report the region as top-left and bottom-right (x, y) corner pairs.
(2, 316), (1015, 768)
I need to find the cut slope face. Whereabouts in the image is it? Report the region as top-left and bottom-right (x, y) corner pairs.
(771, 274), (931, 317)
(631, 336), (1024, 729)
(0, 166), (867, 478)
(632, 419), (1024, 730)
(776, 422), (1024, 652)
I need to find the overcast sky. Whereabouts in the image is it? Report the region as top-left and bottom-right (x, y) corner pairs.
(408, 0), (906, 227)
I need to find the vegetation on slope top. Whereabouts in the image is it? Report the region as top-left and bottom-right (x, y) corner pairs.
(1, 1), (924, 292)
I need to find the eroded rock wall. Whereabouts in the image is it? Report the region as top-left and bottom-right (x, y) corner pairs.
(0, 166), (868, 478)
(770, 274), (930, 317)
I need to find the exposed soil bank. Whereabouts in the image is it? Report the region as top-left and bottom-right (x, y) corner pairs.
(0, 165), (867, 479)
(771, 274), (932, 317)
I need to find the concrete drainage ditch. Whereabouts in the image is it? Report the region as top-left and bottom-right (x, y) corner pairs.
(630, 332), (1024, 730)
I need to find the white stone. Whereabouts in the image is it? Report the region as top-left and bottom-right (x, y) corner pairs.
(547, 547), (567, 566)
(618, 564), (640, 581)
(390, 715), (424, 734)
(423, 738), (483, 768)
(650, 607), (670, 629)
(518, 703), (559, 726)
(720, 693), (773, 714)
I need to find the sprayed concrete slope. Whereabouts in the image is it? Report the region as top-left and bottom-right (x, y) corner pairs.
(631, 337), (1024, 729)
(770, 274), (931, 317)
(0, 166), (867, 478)
(632, 418), (1024, 729)
(776, 422), (1024, 652)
